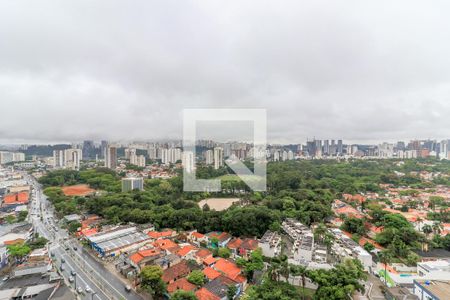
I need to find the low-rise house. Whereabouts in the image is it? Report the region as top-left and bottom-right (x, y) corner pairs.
(154, 253), (181, 270)
(162, 260), (191, 284)
(227, 238), (258, 259)
(167, 277), (196, 294)
(206, 232), (232, 248)
(194, 249), (214, 266)
(203, 267), (221, 281)
(177, 244), (198, 260)
(153, 239), (180, 254)
(147, 230), (176, 240)
(196, 287), (221, 300)
(213, 258), (246, 285)
(204, 275), (241, 300)
(188, 231), (209, 246)
(129, 248), (162, 271)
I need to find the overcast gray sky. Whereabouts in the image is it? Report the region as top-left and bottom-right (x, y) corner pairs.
(1, 1), (450, 144)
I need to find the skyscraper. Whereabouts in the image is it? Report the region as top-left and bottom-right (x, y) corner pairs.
(105, 146), (117, 169)
(182, 151), (194, 173)
(205, 150), (214, 165)
(337, 140), (343, 155)
(213, 147), (223, 170)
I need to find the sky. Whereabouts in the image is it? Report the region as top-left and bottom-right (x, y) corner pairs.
(1, 1), (450, 145)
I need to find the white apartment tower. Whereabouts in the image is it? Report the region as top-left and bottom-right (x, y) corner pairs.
(213, 147), (224, 170)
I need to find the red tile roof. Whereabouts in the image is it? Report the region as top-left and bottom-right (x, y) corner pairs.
(203, 256), (216, 266)
(3, 192), (29, 205)
(167, 277), (196, 293)
(196, 288), (221, 300)
(130, 249), (161, 265)
(177, 245), (197, 257)
(196, 249), (212, 259)
(214, 258), (241, 280)
(147, 230), (174, 239)
(162, 261), (191, 283)
(192, 232), (205, 239)
(203, 267), (221, 280)
(153, 239), (178, 250)
(227, 238), (242, 249)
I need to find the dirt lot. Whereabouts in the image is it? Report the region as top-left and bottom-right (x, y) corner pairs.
(198, 198), (240, 211)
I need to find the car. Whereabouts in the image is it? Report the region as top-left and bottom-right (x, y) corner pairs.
(77, 286), (83, 293)
(65, 247), (70, 251)
(68, 276), (74, 283)
(125, 285), (132, 292)
(60, 265), (65, 271)
(85, 285), (92, 293)
(2, 276), (9, 282)
(73, 246), (78, 251)
(50, 252), (55, 257)
(61, 258), (65, 263)
(70, 270), (76, 276)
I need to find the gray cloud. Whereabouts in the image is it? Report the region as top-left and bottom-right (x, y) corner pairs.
(1, 0), (450, 144)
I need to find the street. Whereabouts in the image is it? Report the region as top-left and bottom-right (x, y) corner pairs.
(26, 174), (144, 300)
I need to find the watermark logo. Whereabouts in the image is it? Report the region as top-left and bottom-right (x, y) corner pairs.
(183, 109), (267, 192)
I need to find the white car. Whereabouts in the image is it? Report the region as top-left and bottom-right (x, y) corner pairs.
(85, 285), (92, 293)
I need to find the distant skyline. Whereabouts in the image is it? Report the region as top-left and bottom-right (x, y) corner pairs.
(1, 1), (450, 143)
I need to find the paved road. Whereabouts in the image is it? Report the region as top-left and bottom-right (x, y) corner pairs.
(26, 174), (144, 300)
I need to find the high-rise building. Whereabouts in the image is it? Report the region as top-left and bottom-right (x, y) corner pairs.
(82, 140), (95, 160)
(53, 150), (65, 168)
(161, 148), (169, 165)
(323, 140), (330, 155)
(337, 140), (343, 155)
(100, 140), (108, 159)
(214, 147), (223, 170)
(121, 177), (144, 192)
(125, 148), (136, 160)
(205, 150), (214, 165)
(105, 146), (117, 169)
(130, 153), (146, 167)
(0, 151), (23, 164)
(182, 151), (194, 173)
(64, 148), (82, 170)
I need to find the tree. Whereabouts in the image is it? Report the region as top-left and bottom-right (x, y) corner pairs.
(227, 285), (237, 300)
(5, 215), (15, 224)
(363, 242), (375, 252)
(67, 221), (81, 233)
(308, 259), (367, 300)
(171, 290), (198, 300)
(187, 270), (205, 286)
(218, 247), (231, 258)
(17, 211), (28, 222)
(140, 265), (166, 298)
(314, 223), (327, 243)
(341, 218), (366, 236)
(289, 264), (308, 300)
(7, 243), (31, 263)
(422, 224), (433, 237)
(378, 250), (392, 286)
